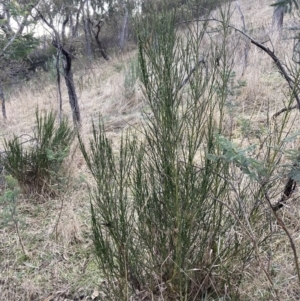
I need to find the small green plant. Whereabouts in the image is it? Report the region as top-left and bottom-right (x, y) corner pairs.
(2, 110), (74, 198)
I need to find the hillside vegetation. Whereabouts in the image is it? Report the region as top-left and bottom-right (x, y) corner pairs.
(1, 0), (300, 300)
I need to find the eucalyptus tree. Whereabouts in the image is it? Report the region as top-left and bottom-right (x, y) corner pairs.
(82, 0), (112, 60)
(271, 0), (287, 33)
(34, 0), (85, 126)
(118, 0), (132, 50)
(82, 0), (93, 61)
(0, 0), (40, 119)
(271, 0), (300, 33)
(87, 0), (137, 53)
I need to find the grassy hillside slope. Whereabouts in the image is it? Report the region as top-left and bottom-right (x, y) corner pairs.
(1, 0), (300, 300)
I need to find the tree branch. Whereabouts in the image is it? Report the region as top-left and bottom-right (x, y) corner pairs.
(34, 6), (60, 41)
(176, 17), (300, 110)
(273, 104), (298, 118)
(0, 0), (41, 57)
(92, 20), (109, 60)
(179, 58), (206, 90)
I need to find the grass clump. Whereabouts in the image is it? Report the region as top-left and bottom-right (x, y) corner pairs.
(2, 110), (74, 198)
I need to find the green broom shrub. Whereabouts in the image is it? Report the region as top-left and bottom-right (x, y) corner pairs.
(2, 110), (74, 198)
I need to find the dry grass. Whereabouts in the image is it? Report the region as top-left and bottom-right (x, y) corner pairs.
(1, 0), (300, 300)
(0, 49), (145, 300)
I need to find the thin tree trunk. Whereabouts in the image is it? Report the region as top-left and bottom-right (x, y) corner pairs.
(236, 1), (249, 75)
(119, 0), (128, 51)
(83, 16), (93, 61)
(56, 51), (63, 123)
(53, 40), (81, 126)
(93, 21), (109, 61)
(37, 8), (82, 126)
(0, 83), (7, 119)
(272, 0), (285, 34)
(83, 0), (93, 62)
(62, 57), (81, 126)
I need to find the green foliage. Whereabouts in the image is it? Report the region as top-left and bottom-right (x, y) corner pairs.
(2, 110), (74, 198)
(0, 33), (39, 60)
(80, 123), (136, 298)
(0, 0), (39, 61)
(0, 1), (40, 86)
(208, 134), (265, 180)
(80, 8), (268, 300)
(5, 2), (33, 18)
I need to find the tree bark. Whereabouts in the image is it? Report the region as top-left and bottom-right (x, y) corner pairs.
(62, 53), (81, 126)
(272, 0), (285, 33)
(119, 0), (129, 51)
(236, 1), (249, 75)
(0, 83), (7, 119)
(55, 51), (63, 124)
(53, 40), (81, 126)
(83, 16), (93, 61)
(82, 0), (93, 61)
(92, 20), (109, 61)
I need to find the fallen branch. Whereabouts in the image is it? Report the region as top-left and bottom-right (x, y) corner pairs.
(273, 104), (298, 118)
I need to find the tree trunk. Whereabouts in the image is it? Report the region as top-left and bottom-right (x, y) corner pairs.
(272, 0), (285, 33)
(236, 1), (249, 75)
(37, 7), (82, 127)
(62, 55), (81, 126)
(0, 83), (7, 119)
(55, 51), (63, 123)
(83, 0), (93, 62)
(93, 21), (109, 61)
(119, 0), (129, 51)
(53, 40), (81, 126)
(83, 16), (93, 61)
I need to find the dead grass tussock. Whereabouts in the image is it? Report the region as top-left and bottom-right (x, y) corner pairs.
(239, 204), (300, 300)
(55, 203), (84, 246)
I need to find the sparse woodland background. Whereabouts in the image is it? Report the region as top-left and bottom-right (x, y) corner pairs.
(2, 0), (300, 300)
